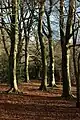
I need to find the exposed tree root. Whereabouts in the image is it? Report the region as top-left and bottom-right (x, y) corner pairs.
(38, 85), (47, 91)
(47, 84), (58, 88)
(61, 94), (76, 100)
(1, 87), (23, 94)
(76, 102), (80, 108)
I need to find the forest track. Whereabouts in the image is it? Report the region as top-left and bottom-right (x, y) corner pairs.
(0, 81), (79, 120)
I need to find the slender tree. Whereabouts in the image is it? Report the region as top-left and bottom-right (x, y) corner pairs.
(7, 0), (20, 92)
(44, 0), (56, 87)
(21, 1), (30, 82)
(60, 0), (75, 98)
(77, 53), (80, 107)
(21, 0), (35, 82)
(72, 1), (80, 107)
(38, 0), (47, 90)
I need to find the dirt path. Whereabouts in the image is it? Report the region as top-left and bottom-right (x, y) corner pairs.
(0, 81), (80, 120)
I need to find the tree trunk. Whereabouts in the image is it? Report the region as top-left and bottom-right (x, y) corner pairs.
(16, 10), (23, 80)
(60, 0), (75, 98)
(24, 42), (29, 82)
(7, 0), (19, 92)
(13, 0), (19, 91)
(63, 0), (75, 97)
(38, 0), (47, 90)
(46, 14), (55, 87)
(21, 2), (30, 83)
(76, 53), (80, 107)
(61, 44), (71, 97)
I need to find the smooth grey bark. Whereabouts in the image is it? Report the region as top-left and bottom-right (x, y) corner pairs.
(21, 0), (34, 82)
(20, 1), (30, 83)
(46, 13), (55, 87)
(77, 53), (80, 107)
(8, 0), (19, 92)
(60, 0), (75, 97)
(38, 0), (47, 90)
(60, 0), (68, 97)
(72, 3), (80, 107)
(43, 0), (55, 87)
(24, 40), (29, 82)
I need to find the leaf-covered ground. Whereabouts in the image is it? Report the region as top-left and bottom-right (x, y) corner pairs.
(0, 80), (80, 120)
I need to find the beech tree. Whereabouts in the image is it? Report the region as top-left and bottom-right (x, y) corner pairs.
(43, 0), (56, 87)
(21, 1), (30, 82)
(38, 0), (47, 90)
(72, 0), (80, 107)
(7, 0), (20, 92)
(60, 0), (75, 98)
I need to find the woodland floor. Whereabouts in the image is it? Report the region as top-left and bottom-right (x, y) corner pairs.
(0, 80), (80, 120)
